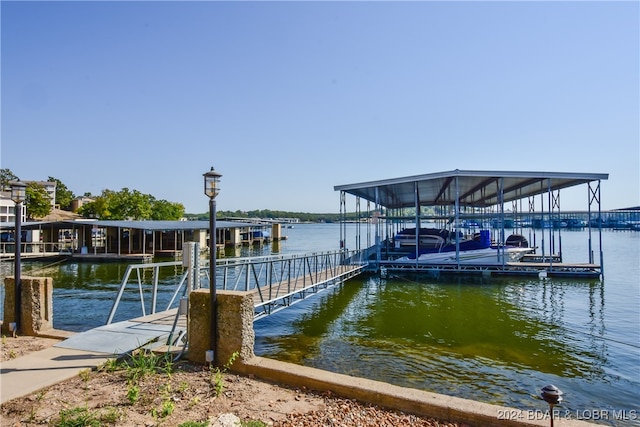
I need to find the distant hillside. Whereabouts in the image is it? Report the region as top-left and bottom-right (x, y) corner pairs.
(185, 209), (369, 223)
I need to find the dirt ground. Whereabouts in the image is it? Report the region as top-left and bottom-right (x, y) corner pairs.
(1, 335), (462, 426)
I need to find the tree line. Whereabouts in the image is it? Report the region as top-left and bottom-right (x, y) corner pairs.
(186, 209), (364, 223)
(1, 168), (355, 222)
(1, 168), (184, 221)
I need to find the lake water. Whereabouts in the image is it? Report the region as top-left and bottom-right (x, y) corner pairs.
(1, 223), (638, 425)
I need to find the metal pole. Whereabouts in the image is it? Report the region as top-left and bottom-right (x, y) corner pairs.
(14, 201), (22, 334)
(209, 196), (217, 364)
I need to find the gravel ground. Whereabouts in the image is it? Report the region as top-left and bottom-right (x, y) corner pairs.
(275, 394), (465, 427)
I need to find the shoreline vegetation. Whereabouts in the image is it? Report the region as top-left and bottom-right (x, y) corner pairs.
(188, 209), (366, 223)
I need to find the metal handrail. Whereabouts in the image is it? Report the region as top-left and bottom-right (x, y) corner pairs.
(106, 249), (368, 325)
(106, 261), (184, 324)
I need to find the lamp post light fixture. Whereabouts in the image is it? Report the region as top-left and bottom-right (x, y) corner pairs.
(540, 384), (563, 427)
(10, 180), (26, 335)
(203, 167), (221, 364)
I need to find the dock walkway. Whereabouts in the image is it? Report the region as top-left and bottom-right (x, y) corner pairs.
(2, 259), (363, 403)
(1, 310), (185, 403)
(251, 264), (365, 318)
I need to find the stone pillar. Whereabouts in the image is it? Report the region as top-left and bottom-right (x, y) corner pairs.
(187, 289), (255, 366)
(2, 276), (53, 336)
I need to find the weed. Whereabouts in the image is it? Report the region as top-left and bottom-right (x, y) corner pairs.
(241, 421), (268, 427)
(100, 358), (119, 373)
(162, 356), (174, 377)
(161, 400), (175, 417)
(224, 351), (240, 370)
(28, 407), (37, 423)
(188, 396), (201, 408)
(151, 400), (175, 419)
(211, 368), (224, 397)
(54, 406), (100, 427)
(209, 351), (239, 397)
(119, 349), (168, 382)
(99, 406), (121, 424)
(178, 381), (190, 393)
(126, 382), (140, 405)
(177, 422), (209, 427)
(79, 368), (91, 383)
(8, 349), (16, 359)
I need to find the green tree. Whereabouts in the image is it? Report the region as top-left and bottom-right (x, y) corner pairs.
(77, 200), (98, 218)
(25, 182), (52, 219)
(111, 188), (152, 220)
(132, 190), (154, 220)
(150, 199), (185, 220)
(0, 168), (19, 191)
(77, 189), (114, 219)
(48, 176), (75, 210)
(76, 188), (182, 220)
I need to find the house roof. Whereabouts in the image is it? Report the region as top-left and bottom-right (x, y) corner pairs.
(334, 169), (609, 209)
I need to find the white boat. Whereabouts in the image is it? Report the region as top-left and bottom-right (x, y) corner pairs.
(395, 246), (534, 265)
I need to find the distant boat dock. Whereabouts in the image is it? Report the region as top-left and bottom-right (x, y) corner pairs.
(0, 219), (288, 262)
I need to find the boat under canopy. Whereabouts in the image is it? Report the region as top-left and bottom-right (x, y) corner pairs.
(335, 169), (609, 277)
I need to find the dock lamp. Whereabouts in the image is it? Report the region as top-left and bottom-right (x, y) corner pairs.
(203, 167), (221, 364)
(10, 180), (26, 336)
(540, 384), (563, 427)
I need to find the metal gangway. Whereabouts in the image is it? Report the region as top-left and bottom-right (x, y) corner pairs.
(106, 247), (368, 329)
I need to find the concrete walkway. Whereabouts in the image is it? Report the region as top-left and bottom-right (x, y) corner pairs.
(1, 310), (185, 403)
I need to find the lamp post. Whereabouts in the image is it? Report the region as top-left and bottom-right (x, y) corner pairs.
(540, 384), (563, 427)
(11, 181), (26, 335)
(203, 167), (221, 364)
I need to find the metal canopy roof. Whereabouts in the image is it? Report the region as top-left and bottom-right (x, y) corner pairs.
(334, 170), (609, 209)
(67, 220), (262, 230)
(66, 220), (260, 231)
(11, 220), (260, 231)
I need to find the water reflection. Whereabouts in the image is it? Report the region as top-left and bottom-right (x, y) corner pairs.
(254, 274), (633, 415)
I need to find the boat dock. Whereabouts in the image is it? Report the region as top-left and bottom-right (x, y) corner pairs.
(378, 258), (602, 278)
(335, 169), (609, 279)
(0, 219), (285, 263)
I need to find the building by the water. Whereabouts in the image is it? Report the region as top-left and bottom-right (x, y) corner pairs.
(0, 218), (285, 262)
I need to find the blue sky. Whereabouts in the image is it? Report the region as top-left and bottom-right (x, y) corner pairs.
(2, 1), (638, 214)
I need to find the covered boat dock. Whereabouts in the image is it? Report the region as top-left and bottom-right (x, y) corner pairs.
(1, 219), (280, 262)
(335, 169), (609, 278)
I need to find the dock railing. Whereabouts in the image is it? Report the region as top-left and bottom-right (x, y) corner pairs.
(106, 249), (368, 324)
